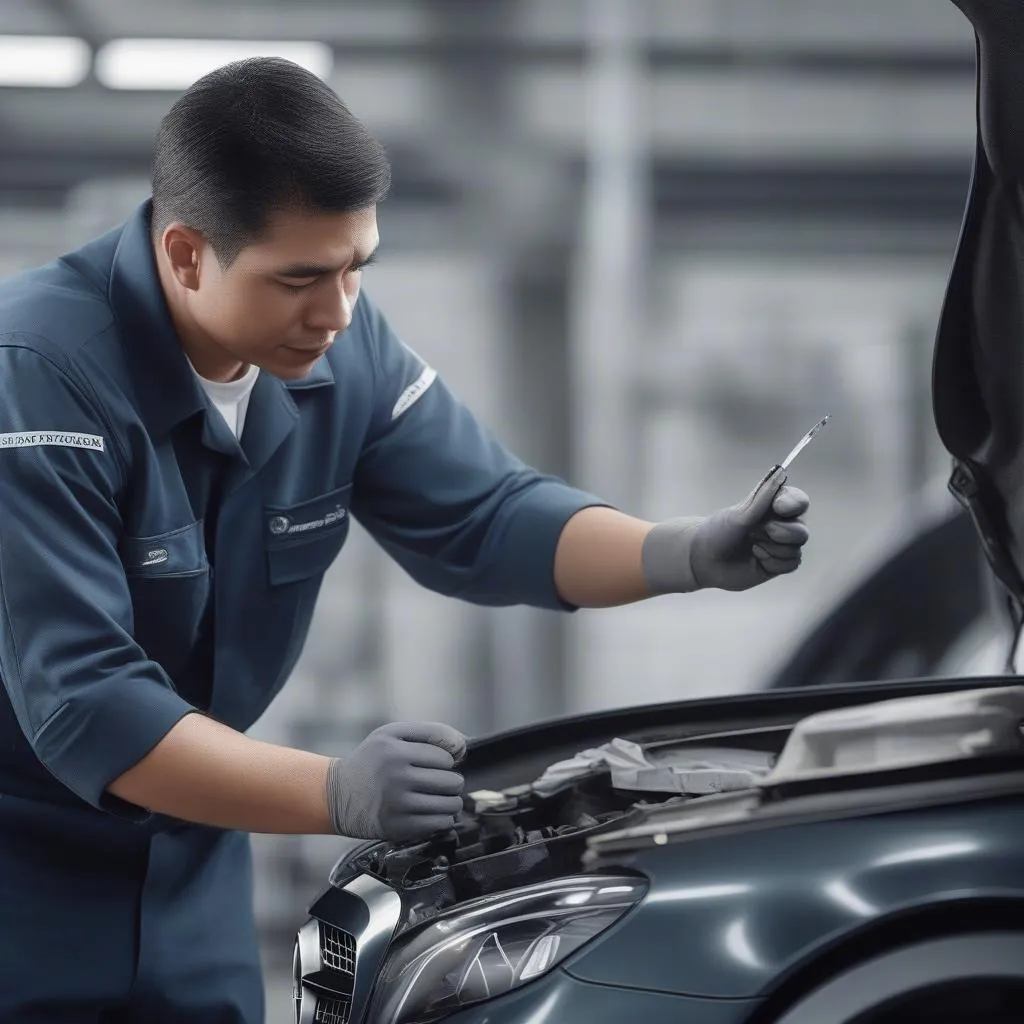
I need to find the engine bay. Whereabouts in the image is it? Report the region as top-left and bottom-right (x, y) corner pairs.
(324, 684), (1024, 933)
(328, 730), (786, 930)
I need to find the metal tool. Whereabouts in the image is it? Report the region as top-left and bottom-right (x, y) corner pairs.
(753, 415), (830, 498)
(781, 414), (830, 471)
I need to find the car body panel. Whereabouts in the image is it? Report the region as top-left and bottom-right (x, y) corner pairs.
(298, 683), (1024, 1022)
(565, 800), (1024, 998)
(442, 967), (759, 1024)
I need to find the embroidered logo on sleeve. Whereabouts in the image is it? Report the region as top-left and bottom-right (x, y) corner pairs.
(0, 431), (105, 451)
(139, 548), (169, 567)
(391, 366), (438, 420)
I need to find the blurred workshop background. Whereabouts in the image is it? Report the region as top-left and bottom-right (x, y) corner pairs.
(0, 0), (994, 1012)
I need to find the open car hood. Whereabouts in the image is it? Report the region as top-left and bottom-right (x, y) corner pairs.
(934, 0), (1024, 661)
(461, 675), (1003, 797)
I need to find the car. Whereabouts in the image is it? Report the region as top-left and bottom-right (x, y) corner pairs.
(292, 2), (1024, 1021)
(762, 478), (1012, 691)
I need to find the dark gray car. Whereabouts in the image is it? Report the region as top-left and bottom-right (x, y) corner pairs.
(293, 2), (1024, 1021)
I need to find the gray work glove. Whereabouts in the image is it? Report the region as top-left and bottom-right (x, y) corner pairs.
(642, 467), (810, 594)
(325, 722), (467, 843)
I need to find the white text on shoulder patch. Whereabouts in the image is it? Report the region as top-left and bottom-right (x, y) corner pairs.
(391, 366), (438, 420)
(0, 431), (105, 451)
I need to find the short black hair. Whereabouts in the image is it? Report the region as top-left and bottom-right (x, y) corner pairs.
(151, 56), (391, 266)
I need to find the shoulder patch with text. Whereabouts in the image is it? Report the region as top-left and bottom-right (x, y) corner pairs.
(0, 431), (105, 452)
(391, 366), (438, 420)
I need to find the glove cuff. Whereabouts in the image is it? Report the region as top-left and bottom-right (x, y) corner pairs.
(325, 757), (346, 836)
(641, 516), (705, 594)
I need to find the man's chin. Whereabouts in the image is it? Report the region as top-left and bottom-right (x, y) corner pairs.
(265, 346), (331, 380)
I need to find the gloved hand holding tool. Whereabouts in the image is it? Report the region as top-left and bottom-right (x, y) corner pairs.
(326, 721), (468, 842)
(642, 416), (827, 594)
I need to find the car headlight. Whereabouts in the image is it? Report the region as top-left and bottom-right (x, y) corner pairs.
(367, 874), (647, 1024)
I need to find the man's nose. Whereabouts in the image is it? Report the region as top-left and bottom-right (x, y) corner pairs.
(306, 285), (353, 333)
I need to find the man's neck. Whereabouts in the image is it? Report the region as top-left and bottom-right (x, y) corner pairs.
(153, 245), (247, 383)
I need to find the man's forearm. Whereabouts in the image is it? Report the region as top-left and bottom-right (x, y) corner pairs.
(553, 506), (658, 608)
(107, 711), (334, 834)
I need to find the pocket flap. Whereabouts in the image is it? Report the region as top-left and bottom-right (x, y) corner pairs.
(120, 521), (208, 578)
(264, 483), (352, 548)
(264, 483), (353, 586)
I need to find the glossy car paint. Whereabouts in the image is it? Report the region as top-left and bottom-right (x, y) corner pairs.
(442, 969), (758, 1024)
(565, 801), (1024, 998)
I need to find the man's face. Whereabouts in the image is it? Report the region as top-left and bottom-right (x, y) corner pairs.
(165, 205), (379, 381)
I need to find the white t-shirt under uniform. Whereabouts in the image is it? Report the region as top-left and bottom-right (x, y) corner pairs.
(192, 362), (260, 440)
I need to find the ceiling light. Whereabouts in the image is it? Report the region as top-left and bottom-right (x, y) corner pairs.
(0, 36), (90, 88)
(94, 39), (333, 91)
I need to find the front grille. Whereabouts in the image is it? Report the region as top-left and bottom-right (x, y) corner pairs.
(320, 922), (357, 976)
(315, 997), (352, 1024)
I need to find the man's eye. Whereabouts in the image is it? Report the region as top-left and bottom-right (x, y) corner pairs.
(279, 279), (316, 292)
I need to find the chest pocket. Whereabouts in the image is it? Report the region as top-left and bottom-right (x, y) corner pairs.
(119, 520), (211, 677)
(264, 483), (353, 586)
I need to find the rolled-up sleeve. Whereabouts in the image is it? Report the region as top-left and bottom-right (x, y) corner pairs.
(0, 340), (195, 818)
(351, 298), (607, 609)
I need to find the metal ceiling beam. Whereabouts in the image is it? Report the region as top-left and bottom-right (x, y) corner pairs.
(650, 158), (972, 221)
(0, 64), (975, 157)
(59, 0), (974, 56)
(0, 38), (978, 75)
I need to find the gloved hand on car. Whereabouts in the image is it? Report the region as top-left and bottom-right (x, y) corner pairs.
(326, 721), (467, 843)
(642, 467), (811, 593)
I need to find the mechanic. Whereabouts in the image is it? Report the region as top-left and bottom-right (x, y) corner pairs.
(0, 58), (810, 1022)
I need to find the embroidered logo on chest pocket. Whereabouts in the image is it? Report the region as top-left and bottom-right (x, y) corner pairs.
(268, 506), (347, 538)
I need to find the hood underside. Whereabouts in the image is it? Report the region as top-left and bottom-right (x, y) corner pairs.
(934, 0), (1024, 622)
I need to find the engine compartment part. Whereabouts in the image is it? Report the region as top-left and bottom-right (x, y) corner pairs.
(326, 739), (784, 934)
(764, 685), (1024, 786)
(527, 737), (775, 797)
(329, 771), (662, 932)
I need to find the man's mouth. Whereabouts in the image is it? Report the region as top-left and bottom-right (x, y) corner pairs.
(286, 339), (333, 355)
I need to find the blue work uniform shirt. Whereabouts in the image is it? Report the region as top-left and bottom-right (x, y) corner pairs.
(0, 200), (602, 822)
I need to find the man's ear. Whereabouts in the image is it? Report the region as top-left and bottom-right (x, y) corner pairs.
(160, 224), (205, 291)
